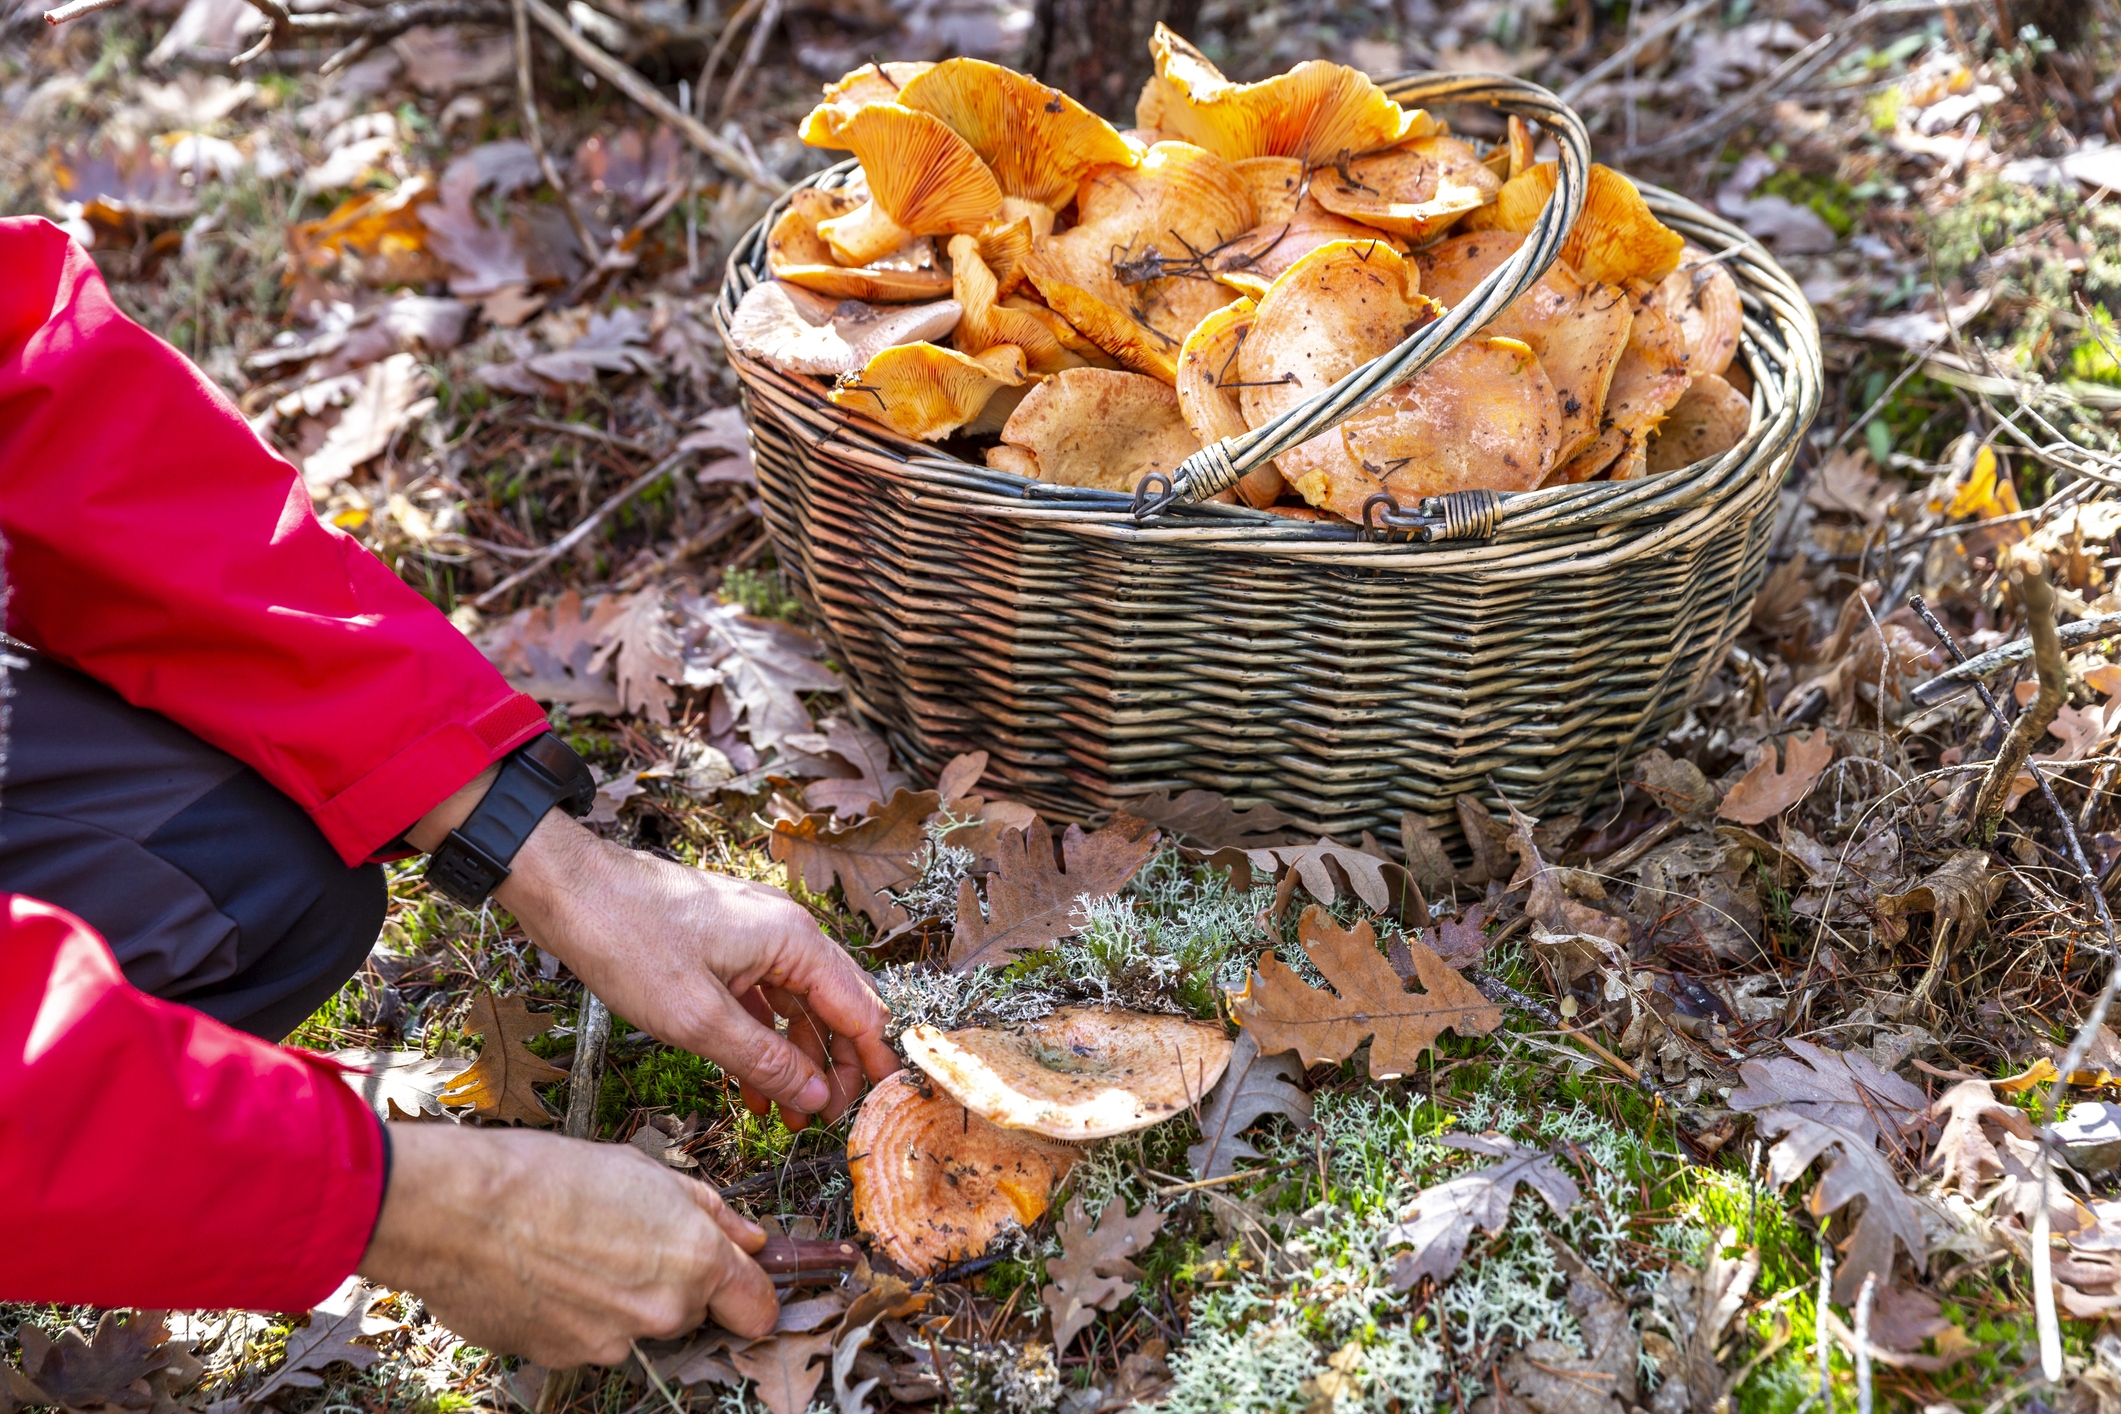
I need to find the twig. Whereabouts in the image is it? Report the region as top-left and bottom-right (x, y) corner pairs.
(713, 0), (782, 127)
(612, 501), (757, 592)
(513, 0), (603, 268)
(1970, 553), (2065, 835)
(1853, 1272), (1876, 1414)
(2034, 1145), (2062, 1381)
(692, 0), (762, 118)
(1909, 610), (2121, 705)
(1816, 1245), (1835, 1414)
(1558, 0), (1717, 104)
(42, 0), (124, 25)
(564, 992), (612, 1139)
(716, 1152), (849, 1199)
(471, 449), (693, 609)
(524, 0), (771, 187)
(520, 415), (660, 456)
(631, 1342), (688, 1414)
(1150, 1154), (1310, 1197)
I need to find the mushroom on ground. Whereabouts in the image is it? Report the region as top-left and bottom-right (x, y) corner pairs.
(725, 280), (961, 377)
(818, 104), (1004, 268)
(902, 1006), (1235, 1140)
(849, 1069), (1079, 1276)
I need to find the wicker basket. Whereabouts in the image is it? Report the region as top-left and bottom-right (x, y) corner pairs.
(714, 73), (1822, 844)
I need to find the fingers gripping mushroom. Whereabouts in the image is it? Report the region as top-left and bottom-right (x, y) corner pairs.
(818, 104), (1005, 268)
(848, 1070), (1079, 1277)
(902, 1007), (1235, 1140)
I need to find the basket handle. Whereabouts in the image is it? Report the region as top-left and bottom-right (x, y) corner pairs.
(1131, 73), (1591, 523)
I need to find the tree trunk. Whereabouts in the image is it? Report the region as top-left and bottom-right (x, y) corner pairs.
(1025, 0), (1200, 124)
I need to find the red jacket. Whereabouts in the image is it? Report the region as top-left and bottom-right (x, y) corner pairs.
(0, 218), (548, 1307)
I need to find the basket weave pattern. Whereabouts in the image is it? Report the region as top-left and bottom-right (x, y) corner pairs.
(716, 77), (1822, 842)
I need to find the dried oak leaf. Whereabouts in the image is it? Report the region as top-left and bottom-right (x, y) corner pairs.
(1382, 1133), (1580, 1290)
(1399, 812), (1460, 895)
(1498, 1238), (1639, 1414)
(1120, 788), (1301, 849)
(1756, 1109), (1925, 1302)
(435, 992), (568, 1126)
(1042, 1194), (1166, 1352)
(476, 589), (628, 715)
(586, 588), (684, 723)
(791, 718), (910, 820)
(1934, 1076), (2027, 1204)
(772, 789), (941, 931)
(1872, 850), (1999, 948)
(1503, 804), (1628, 948)
(1638, 1225), (1759, 1413)
(1457, 795), (1518, 883)
(301, 352), (430, 496)
(1232, 906), (1501, 1080)
(948, 816), (1161, 971)
(1727, 1038), (1927, 1151)
(227, 1281), (401, 1408)
(730, 1331), (837, 1414)
(1243, 837), (1415, 916)
(675, 594), (846, 757)
(1716, 730), (1833, 824)
(326, 1048), (471, 1121)
(1186, 1028), (1313, 1180)
(11, 1312), (194, 1414)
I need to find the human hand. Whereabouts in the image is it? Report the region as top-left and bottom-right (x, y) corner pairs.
(358, 1123), (775, 1365)
(494, 813), (899, 1130)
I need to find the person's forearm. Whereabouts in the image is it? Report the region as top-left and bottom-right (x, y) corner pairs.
(403, 764), (502, 853)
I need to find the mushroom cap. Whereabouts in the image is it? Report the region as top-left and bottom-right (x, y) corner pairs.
(948, 234), (1078, 373)
(1136, 25), (1431, 162)
(1310, 137), (1500, 240)
(1175, 296), (1255, 449)
(1001, 294), (1118, 365)
(898, 58), (1138, 208)
(1656, 245), (1742, 379)
(976, 216), (1038, 298)
(833, 103), (1004, 244)
(848, 1069), (1079, 1276)
(1551, 423), (1630, 484)
(1210, 207), (1405, 293)
(1601, 286), (1692, 440)
(1336, 335), (1560, 515)
(1419, 230), (1633, 465)
(1236, 237), (1427, 508)
(769, 191), (954, 303)
(1022, 141), (1252, 376)
(1645, 371), (1750, 474)
(1232, 157), (1307, 226)
(903, 1006), (1235, 1140)
(998, 368), (1202, 492)
(1475, 163), (1683, 287)
(725, 279), (962, 376)
(827, 340), (1023, 440)
(985, 442), (1043, 479)
(800, 61), (937, 149)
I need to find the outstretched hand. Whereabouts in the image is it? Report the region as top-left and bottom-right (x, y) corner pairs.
(494, 812), (900, 1130)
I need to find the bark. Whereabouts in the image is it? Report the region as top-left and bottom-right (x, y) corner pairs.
(1971, 551), (2065, 836)
(1026, 0), (1199, 124)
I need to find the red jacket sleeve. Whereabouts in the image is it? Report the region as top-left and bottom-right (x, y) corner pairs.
(0, 895), (383, 1308)
(0, 217), (549, 864)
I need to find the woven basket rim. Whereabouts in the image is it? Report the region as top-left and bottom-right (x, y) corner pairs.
(714, 86), (1821, 568)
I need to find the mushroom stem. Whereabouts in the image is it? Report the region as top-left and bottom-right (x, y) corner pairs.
(821, 200), (917, 268)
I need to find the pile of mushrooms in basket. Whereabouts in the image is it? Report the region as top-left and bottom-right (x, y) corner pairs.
(726, 27), (1749, 518)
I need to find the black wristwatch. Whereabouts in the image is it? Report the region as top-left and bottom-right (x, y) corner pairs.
(425, 733), (598, 907)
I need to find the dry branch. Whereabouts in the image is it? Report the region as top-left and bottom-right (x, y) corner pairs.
(1970, 552), (2065, 834)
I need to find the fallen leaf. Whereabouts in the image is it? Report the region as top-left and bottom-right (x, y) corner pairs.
(793, 719), (910, 819)
(1382, 1133), (1580, 1289)
(1728, 1038), (1928, 1151)
(1498, 1238), (1639, 1413)
(1641, 1226), (1759, 1412)
(301, 352), (431, 496)
(1863, 1284), (1970, 1369)
(771, 789), (940, 931)
(675, 594), (846, 757)
(1503, 803), (1629, 947)
(11, 1312), (195, 1413)
(325, 1048), (471, 1121)
(1041, 1195), (1165, 1351)
(435, 992), (568, 1126)
(1716, 730), (1834, 824)
(1756, 1109), (1925, 1302)
(1873, 850), (1998, 948)
(730, 1331), (837, 1414)
(1121, 788), (1300, 848)
(948, 816), (1161, 971)
(628, 1113), (702, 1169)
(586, 766), (648, 825)
(935, 751), (989, 803)
(1244, 837), (1414, 915)
(476, 589), (629, 714)
(1427, 904), (1494, 969)
(588, 588), (683, 723)
(230, 1280), (401, 1406)
(1232, 906), (1502, 1080)
(1457, 796), (1516, 882)
(478, 307), (660, 395)
(681, 404), (758, 485)
(419, 159), (533, 296)
(1185, 1029), (1313, 1180)
(1399, 812), (1460, 895)
(830, 1315), (882, 1414)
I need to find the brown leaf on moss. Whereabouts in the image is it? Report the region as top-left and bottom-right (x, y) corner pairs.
(1381, 1134), (1580, 1290)
(1186, 1029), (1313, 1180)
(948, 815), (1161, 971)
(1928, 1078), (2032, 1199)
(436, 992), (568, 1126)
(730, 1331), (837, 1414)
(1243, 837), (1416, 916)
(1232, 906), (1501, 1080)
(771, 788), (942, 931)
(1502, 804), (1629, 948)
(10, 1311), (199, 1414)
(1042, 1195), (1165, 1352)
(1716, 730), (1834, 825)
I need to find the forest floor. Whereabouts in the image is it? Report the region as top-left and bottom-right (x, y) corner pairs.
(7, 0), (2121, 1410)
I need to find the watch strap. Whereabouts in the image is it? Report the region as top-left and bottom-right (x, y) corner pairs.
(425, 733), (596, 907)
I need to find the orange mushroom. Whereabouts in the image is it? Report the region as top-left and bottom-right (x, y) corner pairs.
(848, 1070), (1079, 1277)
(768, 188), (953, 303)
(1175, 297), (1285, 507)
(827, 340), (1025, 441)
(996, 368), (1203, 491)
(948, 234), (1079, 374)
(1337, 335), (1560, 512)
(1655, 245), (1743, 379)
(1209, 159), (1407, 294)
(816, 104), (1004, 268)
(897, 58), (1138, 209)
(1645, 372), (1750, 473)
(1309, 137), (1500, 240)
(725, 279), (962, 377)
(902, 1007), (1234, 1140)
(1135, 24), (1433, 163)
(799, 61), (936, 149)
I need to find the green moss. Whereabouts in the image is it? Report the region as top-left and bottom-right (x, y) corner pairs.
(1758, 170), (1858, 238)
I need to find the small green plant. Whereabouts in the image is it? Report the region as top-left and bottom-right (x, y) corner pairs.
(722, 566), (799, 620)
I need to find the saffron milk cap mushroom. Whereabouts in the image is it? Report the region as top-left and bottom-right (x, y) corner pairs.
(1309, 137), (1501, 240)
(1175, 297), (1286, 508)
(997, 367), (1202, 492)
(902, 1006), (1235, 1140)
(817, 104), (1004, 268)
(769, 188), (953, 303)
(1135, 24), (1433, 163)
(1656, 244), (1743, 379)
(848, 1070), (1079, 1277)
(1338, 335), (1560, 512)
(828, 340), (1024, 440)
(1645, 372), (1750, 473)
(897, 58), (1137, 209)
(726, 279), (962, 376)
(799, 60), (937, 149)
